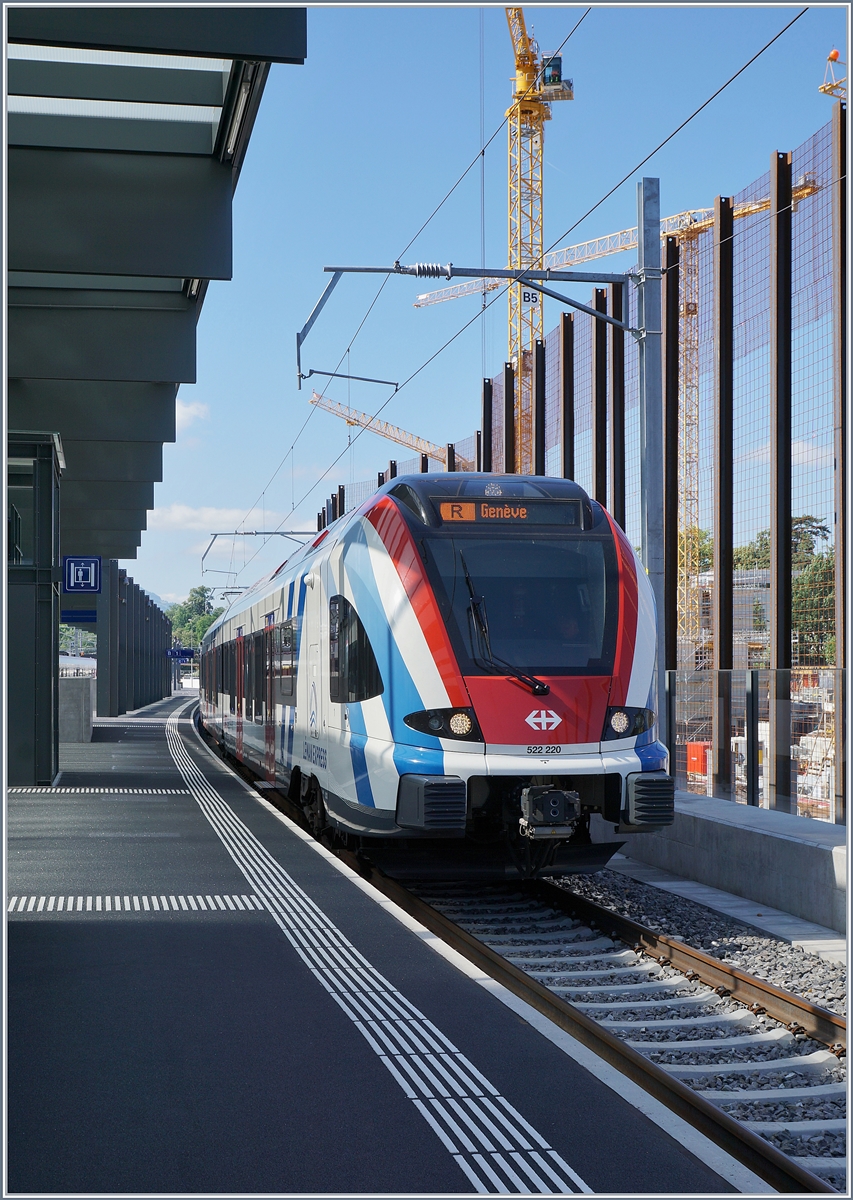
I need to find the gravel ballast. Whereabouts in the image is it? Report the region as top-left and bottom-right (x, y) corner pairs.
(553, 867), (847, 1014)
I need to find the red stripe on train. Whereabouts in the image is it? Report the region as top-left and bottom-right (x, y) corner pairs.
(605, 510), (638, 706)
(366, 496), (469, 707)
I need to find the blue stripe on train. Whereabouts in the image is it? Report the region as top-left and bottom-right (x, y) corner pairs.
(345, 702), (375, 808)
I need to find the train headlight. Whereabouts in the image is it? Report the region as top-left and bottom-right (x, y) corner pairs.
(448, 712), (473, 736)
(610, 709), (631, 735)
(404, 707), (483, 741)
(602, 707), (655, 740)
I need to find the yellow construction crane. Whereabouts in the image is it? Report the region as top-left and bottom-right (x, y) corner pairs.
(505, 7), (572, 471)
(819, 48), (847, 99)
(309, 392), (474, 470)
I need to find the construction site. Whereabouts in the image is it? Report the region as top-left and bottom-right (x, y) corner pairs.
(305, 14), (847, 824)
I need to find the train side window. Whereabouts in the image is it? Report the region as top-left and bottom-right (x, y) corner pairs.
(253, 638), (263, 720)
(329, 595), (383, 703)
(254, 632), (265, 722)
(246, 637), (254, 721)
(279, 619), (295, 698)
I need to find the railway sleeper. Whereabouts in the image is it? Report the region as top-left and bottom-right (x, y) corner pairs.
(625, 1027), (795, 1052)
(669, 1050), (839, 1076)
(527, 963), (662, 981)
(789, 1156), (846, 1176)
(572, 990), (720, 1010)
(600, 1009), (756, 1031)
(743, 1118), (847, 1134)
(704, 1082), (847, 1103)
(552, 978), (711, 995)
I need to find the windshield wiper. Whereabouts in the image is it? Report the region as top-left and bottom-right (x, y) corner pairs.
(458, 552), (550, 697)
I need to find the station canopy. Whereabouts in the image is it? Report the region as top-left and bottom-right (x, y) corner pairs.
(7, 7), (306, 567)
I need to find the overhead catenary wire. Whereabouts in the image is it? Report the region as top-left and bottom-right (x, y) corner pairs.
(541, 6), (809, 259)
(228, 9), (592, 562)
(231, 5), (814, 580)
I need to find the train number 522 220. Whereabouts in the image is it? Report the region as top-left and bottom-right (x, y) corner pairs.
(526, 745), (562, 754)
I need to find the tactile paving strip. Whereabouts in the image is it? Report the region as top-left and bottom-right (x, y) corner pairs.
(8, 894), (263, 913)
(8, 788), (190, 795)
(165, 706), (590, 1195)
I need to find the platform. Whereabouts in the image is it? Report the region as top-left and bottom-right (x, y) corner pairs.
(6, 695), (771, 1195)
(592, 789), (847, 936)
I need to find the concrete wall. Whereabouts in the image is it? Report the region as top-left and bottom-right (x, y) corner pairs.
(59, 676), (95, 743)
(592, 793), (847, 935)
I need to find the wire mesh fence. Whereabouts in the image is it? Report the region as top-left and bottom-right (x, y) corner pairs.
(669, 668), (843, 822)
(327, 113), (843, 818)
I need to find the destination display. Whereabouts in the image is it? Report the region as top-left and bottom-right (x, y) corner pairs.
(435, 498), (582, 526)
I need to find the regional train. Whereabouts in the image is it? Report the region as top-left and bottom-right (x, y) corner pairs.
(199, 474), (674, 879)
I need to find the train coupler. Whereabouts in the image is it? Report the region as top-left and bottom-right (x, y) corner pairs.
(519, 785), (581, 839)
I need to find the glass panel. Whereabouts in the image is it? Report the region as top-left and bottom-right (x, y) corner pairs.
(420, 533), (618, 675)
(7, 457), (35, 565)
(329, 595), (383, 703)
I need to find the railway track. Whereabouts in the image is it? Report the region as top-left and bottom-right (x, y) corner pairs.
(196, 713), (846, 1193)
(352, 869), (845, 1195)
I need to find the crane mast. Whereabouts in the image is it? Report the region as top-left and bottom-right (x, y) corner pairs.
(505, 7), (572, 471)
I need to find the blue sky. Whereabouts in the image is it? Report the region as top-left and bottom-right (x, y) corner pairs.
(133, 3), (848, 606)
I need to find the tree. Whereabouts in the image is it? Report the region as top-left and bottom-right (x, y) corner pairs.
(166, 586), (223, 647)
(791, 550), (835, 666)
(733, 515), (830, 570)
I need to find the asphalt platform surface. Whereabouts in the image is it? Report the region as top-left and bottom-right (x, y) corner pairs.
(7, 693), (737, 1195)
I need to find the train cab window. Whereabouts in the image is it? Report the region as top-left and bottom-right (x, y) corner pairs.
(329, 595), (383, 703)
(277, 619), (296, 698)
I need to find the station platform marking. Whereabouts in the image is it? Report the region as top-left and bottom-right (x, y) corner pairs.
(167, 706), (591, 1196)
(9, 787), (190, 795)
(8, 894), (264, 914)
(93, 719), (168, 725)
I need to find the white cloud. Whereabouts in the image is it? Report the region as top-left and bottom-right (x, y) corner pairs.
(793, 440), (833, 468)
(736, 440), (833, 468)
(175, 398), (210, 433)
(148, 504), (281, 532)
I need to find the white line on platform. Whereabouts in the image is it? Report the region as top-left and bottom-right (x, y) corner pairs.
(6, 894), (262, 915)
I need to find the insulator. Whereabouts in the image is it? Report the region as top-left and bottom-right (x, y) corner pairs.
(413, 263), (452, 279)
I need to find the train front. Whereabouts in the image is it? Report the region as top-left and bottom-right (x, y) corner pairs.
(365, 474), (674, 880)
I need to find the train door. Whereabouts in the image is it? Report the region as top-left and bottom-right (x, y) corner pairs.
(308, 642), (322, 741)
(264, 623), (276, 780)
(235, 630), (244, 759)
(326, 594), (347, 797)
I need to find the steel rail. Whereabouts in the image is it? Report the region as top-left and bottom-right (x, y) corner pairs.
(524, 878), (847, 1053)
(192, 715), (838, 1194)
(341, 858), (837, 1195)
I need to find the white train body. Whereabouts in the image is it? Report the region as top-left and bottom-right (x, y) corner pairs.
(200, 475), (673, 878)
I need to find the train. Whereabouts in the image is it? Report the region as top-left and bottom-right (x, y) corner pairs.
(199, 474), (674, 880)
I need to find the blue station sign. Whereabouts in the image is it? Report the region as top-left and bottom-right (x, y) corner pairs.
(62, 556), (101, 594)
(166, 648), (196, 659)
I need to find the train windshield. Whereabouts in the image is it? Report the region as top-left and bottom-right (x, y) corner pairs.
(419, 532), (619, 676)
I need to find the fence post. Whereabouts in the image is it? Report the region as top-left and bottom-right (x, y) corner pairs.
(503, 362), (515, 473)
(746, 668), (759, 806)
(481, 378), (493, 472)
(560, 312), (574, 480)
(665, 669), (676, 776)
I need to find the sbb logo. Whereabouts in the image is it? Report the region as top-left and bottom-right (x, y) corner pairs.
(525, 709), (562, 731)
